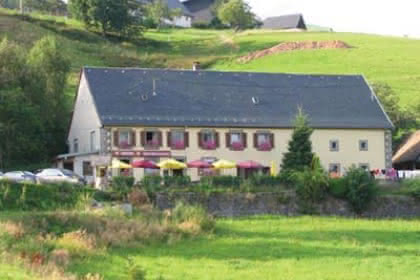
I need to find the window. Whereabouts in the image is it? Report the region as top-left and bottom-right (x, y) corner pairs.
(90, 131), (96, 152)
(255, 133), (273, 151)
(142, 130), (161, 148)
(83, 161), (93, 176)
(359, 140), (368, 151)
(329, 163), (341, 174)
(227, 132), (246, 151)
(73, 139), (79, 153)
(119, 131), (130, 148)
(200, 130), (218, 150)
(330, 140), (339, 152)
(169, 130), (187, 149)
(359, 163), (370, 171)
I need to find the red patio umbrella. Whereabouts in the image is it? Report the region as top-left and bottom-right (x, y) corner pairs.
(187, 160), (212, 168)
(132, 160), (159, 169)
(237, 160), (264, 169)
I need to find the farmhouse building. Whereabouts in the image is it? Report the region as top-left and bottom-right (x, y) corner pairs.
(262, 14), (307, 30)
(137, 0), (193, 28)
(182, 0), (215, 25)
(57, 67), (393, 185)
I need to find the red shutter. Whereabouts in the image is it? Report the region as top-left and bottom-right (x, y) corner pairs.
(226, 133), (231, 149)
(158, 131), (162, 147)
(243, 132), (247, 148)
(198, 132), (202, 148)
(140, 131), (145, 147)
(130, 131), (136, 147)
(167, 131), (172, 148)
(184, 132), (189, 148)
(215, 132), (219, 148)
(114, 131), (119, 148)
(270, 133), (274, 149)
(254, 133), (258, 149)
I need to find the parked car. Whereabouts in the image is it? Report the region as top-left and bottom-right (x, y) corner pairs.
(2, 171), (37, 184)
(36, 168), (87, 185)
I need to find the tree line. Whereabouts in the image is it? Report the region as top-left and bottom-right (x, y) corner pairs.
(0, 37), (70, 170)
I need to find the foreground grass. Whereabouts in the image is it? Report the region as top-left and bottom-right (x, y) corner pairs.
(0, 9), (419, 106)
(0, 263), (39, 280)
(64, 216), (420, 280)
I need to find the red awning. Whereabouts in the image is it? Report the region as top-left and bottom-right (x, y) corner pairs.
(237, 160), (264, 169)
(132, 160), (159, 169)
(187, 160), (212, 168)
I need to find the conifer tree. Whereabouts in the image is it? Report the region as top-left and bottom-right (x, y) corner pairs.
(281, 108), (314, 172)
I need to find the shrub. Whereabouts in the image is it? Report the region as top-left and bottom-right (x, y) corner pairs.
(127, 259), (147, 280)
(0, 181), (92, 211)
(329, 177), (347, 199)
(292, 156), (329, 214)
(248, 175), (284, 187)
(172, 202), (215, 233)
(342, 166), (377, 214)
(128, 188), (150, 207)
(111, 176), (135, 200)
(201, 176), (242, 188)
(163, 176), (191, 188)
(402, 179), (420, 199)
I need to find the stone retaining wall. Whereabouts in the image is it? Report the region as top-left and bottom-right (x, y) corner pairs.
(156, 192), (420, 218)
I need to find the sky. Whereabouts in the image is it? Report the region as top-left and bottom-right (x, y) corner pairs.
(246, 0), (420, 38)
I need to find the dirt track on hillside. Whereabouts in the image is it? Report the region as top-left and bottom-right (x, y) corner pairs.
(238, 40), (351, 63)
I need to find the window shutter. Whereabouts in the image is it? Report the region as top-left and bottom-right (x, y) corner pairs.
(158, 131), (163, 147)
(113, 131), (119, 148)
(270, 133), (275, 149)
(198, 132), (202, 148)
(254, 133), (258, 149)
(130, 131), (136, 147)
(140, 131), (145, 147)
(215, 132), (219, 148)
(184, 132), (189, 148)
(226, 133), (231, 149)
(167, 131), (172, 148)
(243, 132), (247, 148)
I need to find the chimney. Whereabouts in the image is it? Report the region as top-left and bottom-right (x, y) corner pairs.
(193, 61), (201, 71)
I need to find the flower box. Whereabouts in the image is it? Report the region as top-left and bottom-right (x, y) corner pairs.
(172, 140), (185, 149)
(258, 142), (272, 151)
(230, 141), (244, 151)
(202, 141), (216, 150)
(146, 139), (160, 148)
(119, 141), (130, 149)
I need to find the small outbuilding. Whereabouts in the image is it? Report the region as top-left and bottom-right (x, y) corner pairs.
(392, 131), (420, 170)
(262, 14), (307, 30)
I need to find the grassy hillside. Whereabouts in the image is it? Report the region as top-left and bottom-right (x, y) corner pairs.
(0, 8), (419, 106)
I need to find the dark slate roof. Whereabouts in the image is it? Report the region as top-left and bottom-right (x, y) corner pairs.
(83, 67), (393, 129)
(263, 14), (307, 30)
(182, 0), (214, 23)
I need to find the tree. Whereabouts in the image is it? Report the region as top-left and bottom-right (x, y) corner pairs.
(281, 108), (314, 173)
(69, 0), (141, 37)
(26, 36), (71, 159)
(217, 0), (256, 30)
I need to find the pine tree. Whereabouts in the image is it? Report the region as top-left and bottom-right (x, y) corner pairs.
(281, 108), (314, 172)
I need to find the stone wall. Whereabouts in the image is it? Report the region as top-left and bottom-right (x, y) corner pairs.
(156, 192), (420, 218)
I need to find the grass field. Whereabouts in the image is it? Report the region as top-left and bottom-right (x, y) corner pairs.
(0, 9), (419, 106)
(64, 216), (420, 280)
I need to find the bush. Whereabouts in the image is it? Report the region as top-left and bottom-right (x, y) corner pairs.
(201, 176), (242, 188)
(291, 156), (329, 214)
(342, 167), (377, 214)
(163, 175), (191, 188)
(248, 175), (284, 187)
(402, 179), (420, 199)
(329, 177), (347, 199)
(172, 202), (215, 233)
(111, 176), (135, 200)
(0, 181), (92, 211)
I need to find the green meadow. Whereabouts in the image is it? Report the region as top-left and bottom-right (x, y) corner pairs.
(69, 216), (420, 280)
